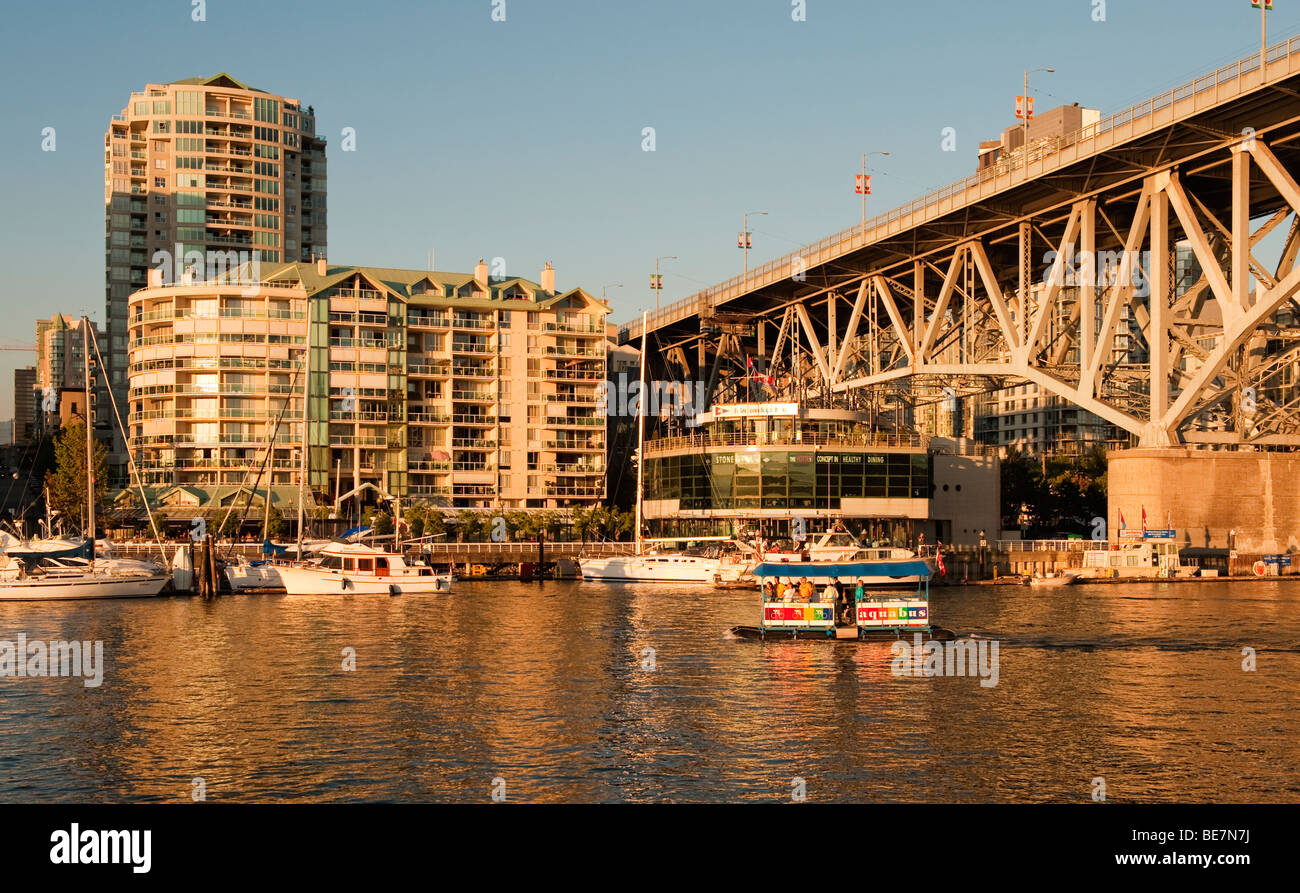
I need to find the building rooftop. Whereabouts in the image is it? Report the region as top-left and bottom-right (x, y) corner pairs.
(166, 73), (266, 93)
(230, 261), (608, 312)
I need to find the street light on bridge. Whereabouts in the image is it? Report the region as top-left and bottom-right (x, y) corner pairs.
(652, 256), (676, 310)
(1019, 67), (1055, 173)
(740, 211), (767, 276)
(858, 151), (890, 232)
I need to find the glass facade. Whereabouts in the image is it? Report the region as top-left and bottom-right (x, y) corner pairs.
(646, 450), (931, 511)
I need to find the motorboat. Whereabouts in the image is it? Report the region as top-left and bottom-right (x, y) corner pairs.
(1028, 572), (1078, 587)
(278, 542), (452, 595)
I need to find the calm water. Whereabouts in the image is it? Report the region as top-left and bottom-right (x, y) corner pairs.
(1, 579), (1297, 803)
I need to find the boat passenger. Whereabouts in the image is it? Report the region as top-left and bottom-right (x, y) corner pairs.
(799, 578), (814, 601)
(822, 581), (838, 604)
(855, 580), (866, 603)
(782, 580), (797, 602)
(763, 580), (776, 601)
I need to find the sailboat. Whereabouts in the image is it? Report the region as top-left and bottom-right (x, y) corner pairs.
(223, 345), (307, 592)
(579, 311), (722, 584)
(0, 317), (169, 600)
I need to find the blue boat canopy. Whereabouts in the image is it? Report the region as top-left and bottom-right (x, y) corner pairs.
(753, 559), (932, 581)
(262, 539), (288, 557)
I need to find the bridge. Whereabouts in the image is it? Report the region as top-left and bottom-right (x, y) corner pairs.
(621, 35), (1300, 450)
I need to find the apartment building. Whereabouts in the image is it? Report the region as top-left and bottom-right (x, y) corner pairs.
(105, 73), (326, 476)
(12, 367), (36, 445)
(126, 259), (609, 516)
(33, 315), (111, 438)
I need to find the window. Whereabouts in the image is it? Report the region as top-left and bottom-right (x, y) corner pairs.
(176, 91), (201, 116)
(254, 98), (279, 124)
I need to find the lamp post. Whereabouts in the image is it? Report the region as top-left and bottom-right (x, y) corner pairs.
(740, 211), (767, 276)
(601, 282), (623, 304)
(652, 256), (676, 310)
(1021, 67), (1054, 174)
(1259, 0), (1271, 79)
(859, 152), (889, 231)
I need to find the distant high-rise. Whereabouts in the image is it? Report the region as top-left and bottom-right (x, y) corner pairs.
(104, 73), (327, 477)
(13, 367), (36, 444)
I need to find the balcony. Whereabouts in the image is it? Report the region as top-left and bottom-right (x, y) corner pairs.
(451, 340), (491, 353)
(544, 368), (604, 381)
(451, 389), (495, 402)
(407, 313), (448, 328)
(545, 345), (603, 358)
(544, 484), (604, 498)
(546, 416), (603, 428)
(451, 317), (493, 330)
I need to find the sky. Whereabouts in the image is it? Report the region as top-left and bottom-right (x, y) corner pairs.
(0, 0), (1296, 419)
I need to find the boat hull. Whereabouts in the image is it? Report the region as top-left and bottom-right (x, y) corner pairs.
(730, 624), (957, 642)
(224, 563), (285, 591)
(0, 573), (170, 601)
(278, 565), (452, 595)
(580, 556), (720, 584)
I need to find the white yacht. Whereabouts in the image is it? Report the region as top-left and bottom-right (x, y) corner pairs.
(0, 556), (169, 600)
(278, 542), (452, 595)
(580, 543), (723, 584)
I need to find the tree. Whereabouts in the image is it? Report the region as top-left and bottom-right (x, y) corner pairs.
(265, 507), (287, 539)
(405, 502), (427, 539)
(44, 421), (108, 534)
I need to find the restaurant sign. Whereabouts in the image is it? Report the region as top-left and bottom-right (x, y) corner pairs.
(713, 402), (800, 419)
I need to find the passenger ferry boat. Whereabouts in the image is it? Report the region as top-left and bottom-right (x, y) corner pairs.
(730, 558), (954, 641)
(278, 542), (452, 595)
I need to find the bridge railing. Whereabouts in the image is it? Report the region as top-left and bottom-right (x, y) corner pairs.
(621, 34), (1300, 343)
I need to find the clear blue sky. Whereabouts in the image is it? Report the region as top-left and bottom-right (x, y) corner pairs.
(0, 0), (1295, 417)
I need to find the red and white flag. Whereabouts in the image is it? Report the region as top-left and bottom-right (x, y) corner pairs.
(935, 541), (946, 576)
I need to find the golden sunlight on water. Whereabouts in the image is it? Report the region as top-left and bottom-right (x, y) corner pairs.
(0, 580), (1297, 802)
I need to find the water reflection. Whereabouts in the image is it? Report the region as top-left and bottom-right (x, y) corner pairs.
(1, 579), (1297, 802)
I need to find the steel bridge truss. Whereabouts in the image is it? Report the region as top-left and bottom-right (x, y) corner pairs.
(648, 132), (1300, 448)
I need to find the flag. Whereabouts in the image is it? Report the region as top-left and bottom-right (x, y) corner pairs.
(1141, 507), (1148, 533)
(1253, 1), (1273, 11)
(935, 541), (946, 576)
(650, 274), (663, 290)
(855, 174), (871, 195)
(1119, 511), (1127, 532)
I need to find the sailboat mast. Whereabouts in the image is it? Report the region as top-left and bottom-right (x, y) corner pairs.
(296, 298), (311, 557)
(634, 310), (647, 557)
(82, 316), (95, 560)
